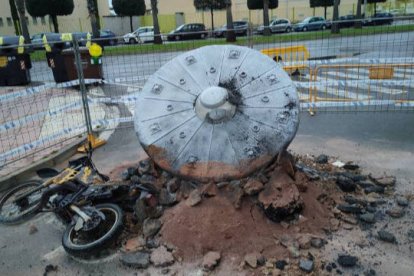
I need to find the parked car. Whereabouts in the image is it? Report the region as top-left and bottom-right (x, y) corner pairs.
(293, 17), (328, 32)
(214, 21), (249, 37)
(167, 23), (208, 41)
(98, 29), (118, 46)
(337, 15), (358, 28)
(257, 19), (292, 34)
(364, 13), (394, 26)
(123, 26), (154, 44)
(31, 32), (57, 50)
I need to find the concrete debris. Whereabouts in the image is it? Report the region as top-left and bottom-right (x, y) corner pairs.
(201, 182), (218, 197)
(332, 160), (345, 168)
(297, 235), (312, 249)
(311, 237), (326, 248)
(150, 246), (175, 267)
(371, 176), (396, 187)
(337, 254), (358, 267)
(386, 206), (405, 218)
(166, 178), (181, 193)
(120, 251), (150, 269)
(396, 196), (409, 207)
(185, 189), (202, 207)
(299, 259), (314, 273)
(275, 260), (288, 270)
(315, 154), (328, 164)
(377, 230), (397, 243)
(336, 175), (356, 192)
(337, 203), (363, 214)
(243, 179), (264, 196)
(244, 252), (261, 268)
(343, 163), (359, 170)
(143, 218), (162, 238)
(123, 237), (145, 252)
(258, 167), (303, 222)
(138, 159), (152, 175)
(159, 189), (177, 206)
(359, 213), (376, 224)
(202, 251), (221, 271)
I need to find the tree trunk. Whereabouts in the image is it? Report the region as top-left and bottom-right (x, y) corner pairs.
(51, 15), (59, 33)
(15, 0), (30, 42)
(225, 0), (236, 42)
(87, 0), (100, 39)
(210, 7), (215, 31)
(129, 16), (133, 32)
(374, 3), (377, 16)
(324, 6), (327, 19)
(9, 0), (20, 35)
(263, 0), (271, 36)
(151, 0), (163, 44)
(355, 0), (363, 29)
(331, 0), (340, 34)
(93, 0), (101, 30)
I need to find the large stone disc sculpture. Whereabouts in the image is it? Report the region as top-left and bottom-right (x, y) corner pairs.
(134, 45), (299, 181)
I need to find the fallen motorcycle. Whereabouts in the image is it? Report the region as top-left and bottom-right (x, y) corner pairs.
(0, 154), (155, 258)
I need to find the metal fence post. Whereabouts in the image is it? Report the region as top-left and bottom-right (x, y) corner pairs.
(72, 37), (104, 152)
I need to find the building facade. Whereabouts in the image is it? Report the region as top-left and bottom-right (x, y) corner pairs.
(0, 0), (111, 36)
(0, 0), (409, 36)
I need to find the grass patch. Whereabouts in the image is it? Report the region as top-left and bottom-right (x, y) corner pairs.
(30, 24), (414, 61)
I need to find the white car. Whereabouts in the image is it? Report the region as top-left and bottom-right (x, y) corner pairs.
(123, 26), (154, 44)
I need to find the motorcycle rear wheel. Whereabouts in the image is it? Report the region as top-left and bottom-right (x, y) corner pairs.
(0, 180), (43, 225)
(62, 203), (124, 258)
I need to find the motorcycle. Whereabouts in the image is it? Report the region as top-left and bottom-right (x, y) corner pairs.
(0, 154), (156, 258)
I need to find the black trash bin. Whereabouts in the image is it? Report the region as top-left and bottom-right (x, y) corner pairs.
(0, 36), (32, 86)
(44, 33), (103, 83)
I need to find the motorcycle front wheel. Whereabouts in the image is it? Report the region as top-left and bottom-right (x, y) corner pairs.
(62, 203), (124, 258)
(0, 180), (43, 225)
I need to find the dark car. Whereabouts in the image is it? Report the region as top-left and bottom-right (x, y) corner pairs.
(364, 13), (393, 26)
(294, 16), (328, 32)
(338, 15), (358, 28)
(98, 29), (118, 46)
(167, 24), (208, 41)
(214, 21), (249, 37)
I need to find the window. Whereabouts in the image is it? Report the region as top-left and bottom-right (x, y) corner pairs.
(41, 17), (46, 25)
(7, 17), (12, 26)
(0, 18), (3, 27)
(32, 17), (38, 25)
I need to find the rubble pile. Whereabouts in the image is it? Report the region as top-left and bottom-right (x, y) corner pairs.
(110, 152), (412, 275)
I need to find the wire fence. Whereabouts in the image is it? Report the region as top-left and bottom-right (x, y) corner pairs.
(1, 16), (413, 177)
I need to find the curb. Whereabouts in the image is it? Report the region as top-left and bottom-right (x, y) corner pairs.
(0, 136), (85, 192)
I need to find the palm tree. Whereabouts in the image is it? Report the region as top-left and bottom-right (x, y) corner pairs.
(14, 0), (30, 42)
(151, 0), (163, 44)
(225, 0), (236, 42)
(8, 0), (21, 35)
(87, 0), (100, 38)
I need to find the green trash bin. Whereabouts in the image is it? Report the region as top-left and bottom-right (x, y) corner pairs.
(0, 36), (32, 86)
(44, 33), (103, 83)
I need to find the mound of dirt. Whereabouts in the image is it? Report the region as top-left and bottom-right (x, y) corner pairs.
(159, 165), (337, 263)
